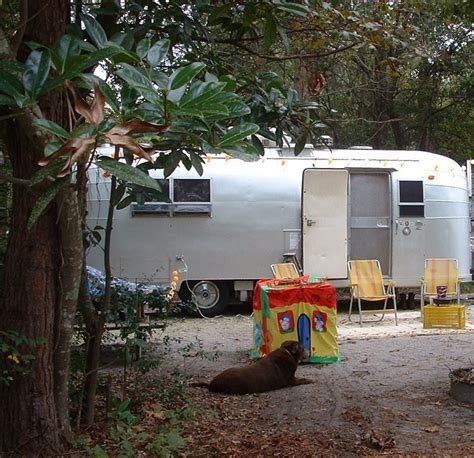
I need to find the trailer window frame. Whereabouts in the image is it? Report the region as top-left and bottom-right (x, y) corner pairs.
(398, 180), (424, 217)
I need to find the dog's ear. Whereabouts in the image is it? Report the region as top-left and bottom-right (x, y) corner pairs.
(281, 340), (308, 362)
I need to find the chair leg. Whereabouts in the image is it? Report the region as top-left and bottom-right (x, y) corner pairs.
(392, 294), (398, 325)
(348, 294), (354, 322)
(358, 297), (363, 326)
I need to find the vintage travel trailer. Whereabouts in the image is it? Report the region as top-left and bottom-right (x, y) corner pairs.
(86, 145), (472, 316)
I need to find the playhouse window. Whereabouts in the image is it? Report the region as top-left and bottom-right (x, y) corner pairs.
(399, 181), (424, 217)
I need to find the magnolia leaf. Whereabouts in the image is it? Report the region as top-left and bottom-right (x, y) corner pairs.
(189, 152), (204, 176)
(27, 179), (68, 230)
(276, 2), (312, 16)
(30, 157), (68, 185)
(96, 157), (161, 191)
(105, 133), (153, 162)
(38, 136), (96, 178)
(53, 35), (81, 72)
(217, 123), (260, 147)
(116, 194), (136, 210)
(294, 131), (307, 155)
(90, 81), (105, 125)
(147, 39), (170, 67)
(136, 38), (151, 58)
(65, 80), (105, 125)
(0, 94), (15, 105)
(168, 62), (206, 91)
(116, 63), (159, 102)
(34, 118), (72, 139)
(41, 47), (121, 93)
(22, 50), (51, 99)
(264, 14), (277, 49)
(251, 135), (265, 156)
(107, 120), (169, 137)
(82, 14), (107, 48)
(179, 82), (226, 108)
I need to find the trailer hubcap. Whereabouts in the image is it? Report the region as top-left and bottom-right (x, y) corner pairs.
(193, 281), (220, 309)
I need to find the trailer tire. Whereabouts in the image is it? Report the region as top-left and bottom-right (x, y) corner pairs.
(179, 280), (229, 318)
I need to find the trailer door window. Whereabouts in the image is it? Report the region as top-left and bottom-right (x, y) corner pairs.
(399, 181), (424, 217)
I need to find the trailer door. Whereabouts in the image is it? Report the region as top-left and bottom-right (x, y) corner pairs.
(302, 169), (348, 278)
(349, 172), (391, 275)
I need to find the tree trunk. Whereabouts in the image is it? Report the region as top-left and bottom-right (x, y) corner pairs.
(0, 119), (62, 455)
(54, 187), (83, 441)
(0, 1), (71, 454)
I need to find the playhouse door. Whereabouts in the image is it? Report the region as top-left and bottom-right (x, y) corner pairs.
(302, 169), (348, 278)
(297, 314), (311, 352)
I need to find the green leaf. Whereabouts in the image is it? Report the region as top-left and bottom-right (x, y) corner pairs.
(82, 14), (107, 48)
(22, 50), (51, 99)
(96, 79), (120, 114)
(189, 152), (204, 176)
(0, 60), (26, 73)
(147, 39), (170, 67)
(28, 179), (67, 230)
(136, 38), (151, 58)
(251, 135), (265, 156)
(217, 123), (260, 147)
(42, 47), (121, 93)
(30, 157), (68, 186)
(168, 63), (206, 91)
(275, 2), (311, 16)
(96, 157), (161, 191)
(222, 143), (261, 161)
(175, 104), (229, 117)
(164, 153), (182, 178)
(294, 131), (307, 155)
(34, 119), (71, 139)
(109, 32), (135, 51)
(180, 82), (226, 108)
(0, 95), (15, 105)
(264, 14), (277, 49)
(116, 194), (136, 210)
(116, 63), (159, 103)
(53, 35), (81, 73)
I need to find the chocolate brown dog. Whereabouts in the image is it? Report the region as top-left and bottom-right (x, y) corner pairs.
(205, 340), (312, 395)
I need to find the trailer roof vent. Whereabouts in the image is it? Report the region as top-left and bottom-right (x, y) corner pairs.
(349, 145), (373, 150)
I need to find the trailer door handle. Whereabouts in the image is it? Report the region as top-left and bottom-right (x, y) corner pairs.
(306, 219), (316, 226)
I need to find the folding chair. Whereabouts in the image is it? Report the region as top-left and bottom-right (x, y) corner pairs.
(271, 262), (300, 280)
(348, 259), (398, 326)
(420, 259), (460, 307)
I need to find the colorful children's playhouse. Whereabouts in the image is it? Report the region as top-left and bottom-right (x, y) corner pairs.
(252, 277), (339, 363)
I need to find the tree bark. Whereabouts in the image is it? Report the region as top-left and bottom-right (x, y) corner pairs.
(0, 118), (62, 455)
(0, 1), (71, 454)
(54, 186), (83, 441)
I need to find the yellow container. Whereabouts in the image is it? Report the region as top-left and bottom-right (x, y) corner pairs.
(423, 304), (465, 329)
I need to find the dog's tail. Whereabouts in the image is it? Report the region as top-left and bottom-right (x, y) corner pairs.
(189, 381), (209, 388)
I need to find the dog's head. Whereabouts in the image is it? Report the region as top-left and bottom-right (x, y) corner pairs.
(280, 340), (308, 363)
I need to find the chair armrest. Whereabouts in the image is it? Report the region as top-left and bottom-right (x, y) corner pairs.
(384, 280), (395, 287)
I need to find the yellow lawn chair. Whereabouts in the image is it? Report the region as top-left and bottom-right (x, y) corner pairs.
(348, 259), (398, 326)
(420, 259), (460, 306)
(271, 262), (300, 280)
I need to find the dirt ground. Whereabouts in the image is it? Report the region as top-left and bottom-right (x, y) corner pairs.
(154, 305), (474, 456)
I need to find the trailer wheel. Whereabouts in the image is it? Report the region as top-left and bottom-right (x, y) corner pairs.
(180, 280), (229, 317)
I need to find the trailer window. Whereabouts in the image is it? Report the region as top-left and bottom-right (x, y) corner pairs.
(173, 179), (211, 215)
(130, 179), (170, 215)
(174, 179), (210, 202)
(399, 181), (424, 217)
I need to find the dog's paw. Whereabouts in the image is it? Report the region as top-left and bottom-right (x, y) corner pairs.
(293, 377), (314, 386)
